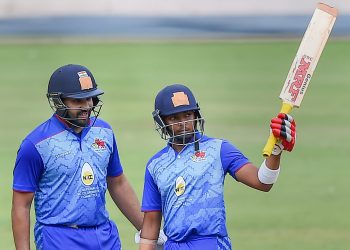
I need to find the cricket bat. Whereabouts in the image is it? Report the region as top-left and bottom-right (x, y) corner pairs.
(262, 3), (338, 157)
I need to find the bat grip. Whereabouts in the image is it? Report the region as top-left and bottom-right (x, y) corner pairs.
(262, 102), (293, 157)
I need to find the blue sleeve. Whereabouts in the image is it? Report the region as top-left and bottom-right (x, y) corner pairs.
(13, 139), (44, 192)
(141, 168), (162, 212)
(220, 140), (250, 179)
(107, 134), (123, 177)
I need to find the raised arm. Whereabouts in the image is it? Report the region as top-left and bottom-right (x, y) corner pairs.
(236, 114), (296, 191)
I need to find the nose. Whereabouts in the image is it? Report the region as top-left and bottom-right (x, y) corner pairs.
(178, 118), (192, 131)
(81, 98), (93, 109)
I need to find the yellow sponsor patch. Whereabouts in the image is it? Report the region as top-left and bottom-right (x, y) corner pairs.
(81, 163), (94, 186)
(175, 176), (186, 196)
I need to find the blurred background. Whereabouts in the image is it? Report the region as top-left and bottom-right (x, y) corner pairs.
(0, 0), (349, 40)
(1, 0), (349, 250)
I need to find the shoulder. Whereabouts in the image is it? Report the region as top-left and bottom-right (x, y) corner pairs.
(199, 135), (224, 147)
(24, 116), (65, 145)
(146, 146), (172, 169)
(201, 135), (244, 155)
(90, 118), (115, 139)
(93, 118), (113, 130)
(219, 138), (242, 153)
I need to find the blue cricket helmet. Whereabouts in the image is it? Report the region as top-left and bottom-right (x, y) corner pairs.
(154, 84), (200, 116)
(47, 64), (104, 127)
(152, 84), (204, 146)
(48, 64), (104, 99)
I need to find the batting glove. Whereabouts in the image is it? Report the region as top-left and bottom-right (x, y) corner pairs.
(270, 113), (296, 155)
(135, 229), (167, 246)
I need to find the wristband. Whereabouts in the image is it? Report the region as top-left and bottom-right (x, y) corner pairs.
(140, 238), (157, 245)
(258, 160), (280, 184)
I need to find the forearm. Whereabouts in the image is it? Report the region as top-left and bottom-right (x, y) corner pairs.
(108, 176), (143, 230)
(116, 188), (143, 230)
(12, 205), (31, 250)
(236, 159), (282, 192)
(139, 211), (162, 250)
(139, 242), (156, 250)
(256, 155), (281, 191)
(265, 154), (281, 170)
(140, 221), (160, 241)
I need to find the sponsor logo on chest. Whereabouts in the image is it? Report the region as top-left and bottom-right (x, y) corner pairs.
(175, 176), (186, 196)
(81, 162), (95, 186)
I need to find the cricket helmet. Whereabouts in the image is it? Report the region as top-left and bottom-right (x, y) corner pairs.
(47, 64), (104, 127)
(152, 84), (205, 145)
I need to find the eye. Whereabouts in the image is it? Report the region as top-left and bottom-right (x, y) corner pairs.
(185, 112), (194, 118)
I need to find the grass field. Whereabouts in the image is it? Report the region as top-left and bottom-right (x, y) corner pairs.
(1, 40), (349, 250)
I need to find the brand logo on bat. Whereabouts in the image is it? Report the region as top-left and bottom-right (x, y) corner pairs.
(288, 55), (312, 102)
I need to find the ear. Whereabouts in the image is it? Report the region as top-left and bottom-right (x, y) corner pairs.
(92, 97), (100, 106)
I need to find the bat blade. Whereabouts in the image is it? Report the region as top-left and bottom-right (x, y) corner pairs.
(279, 3), (337, 107)
(262, 3), (338, 157)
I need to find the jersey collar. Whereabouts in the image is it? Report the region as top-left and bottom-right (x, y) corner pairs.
(52, 114), (91, 138)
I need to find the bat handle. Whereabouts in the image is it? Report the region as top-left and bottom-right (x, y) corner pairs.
(262, 102), (293, 157)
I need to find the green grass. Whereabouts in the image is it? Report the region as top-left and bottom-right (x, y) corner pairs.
(1, 40), (349, 250)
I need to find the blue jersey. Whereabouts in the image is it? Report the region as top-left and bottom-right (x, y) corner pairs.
(141, 135), (249, 242)
(13, 115), (123, 227)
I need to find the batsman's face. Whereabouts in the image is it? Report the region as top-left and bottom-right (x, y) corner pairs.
(63, 97), (93, 127)
(163, 111), (196, 143)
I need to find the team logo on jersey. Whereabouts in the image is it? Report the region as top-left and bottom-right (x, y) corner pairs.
(92, 138), (106, 152)
(191, 150), (206, 162)
(81, 163), (94, 186)
(175, 176), (186, 196)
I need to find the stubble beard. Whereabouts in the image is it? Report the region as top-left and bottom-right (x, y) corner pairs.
(66, 110), (91, 128)
(172, 133), (194, 144)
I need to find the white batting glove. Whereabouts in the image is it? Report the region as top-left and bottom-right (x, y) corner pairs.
(135, 229), (167, 245)
(271, 142), (284, 156)
(156, 229), (167, 245)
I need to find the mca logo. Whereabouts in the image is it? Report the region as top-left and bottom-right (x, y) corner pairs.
(92, 138), (106, 151)
(191, 150), (206, 162)
(81, 163), (94, 186)
(175, 176), (186, 196)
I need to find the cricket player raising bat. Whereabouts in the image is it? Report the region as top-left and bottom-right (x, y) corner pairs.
(138, 3), (337, 249)
(138, 84), (296, 250)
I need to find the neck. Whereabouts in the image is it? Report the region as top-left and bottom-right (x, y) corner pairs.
(55, 114), (86, 133)
(72, 126), (83, 134)
(172, 144), (185, 153)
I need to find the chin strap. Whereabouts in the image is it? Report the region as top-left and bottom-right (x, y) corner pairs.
(194, 134), (199, 152)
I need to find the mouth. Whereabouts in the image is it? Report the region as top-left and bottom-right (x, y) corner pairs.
(176, 129), (194, 135)
(78, 111), (89, 119)
(172, 133), (194, 144)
